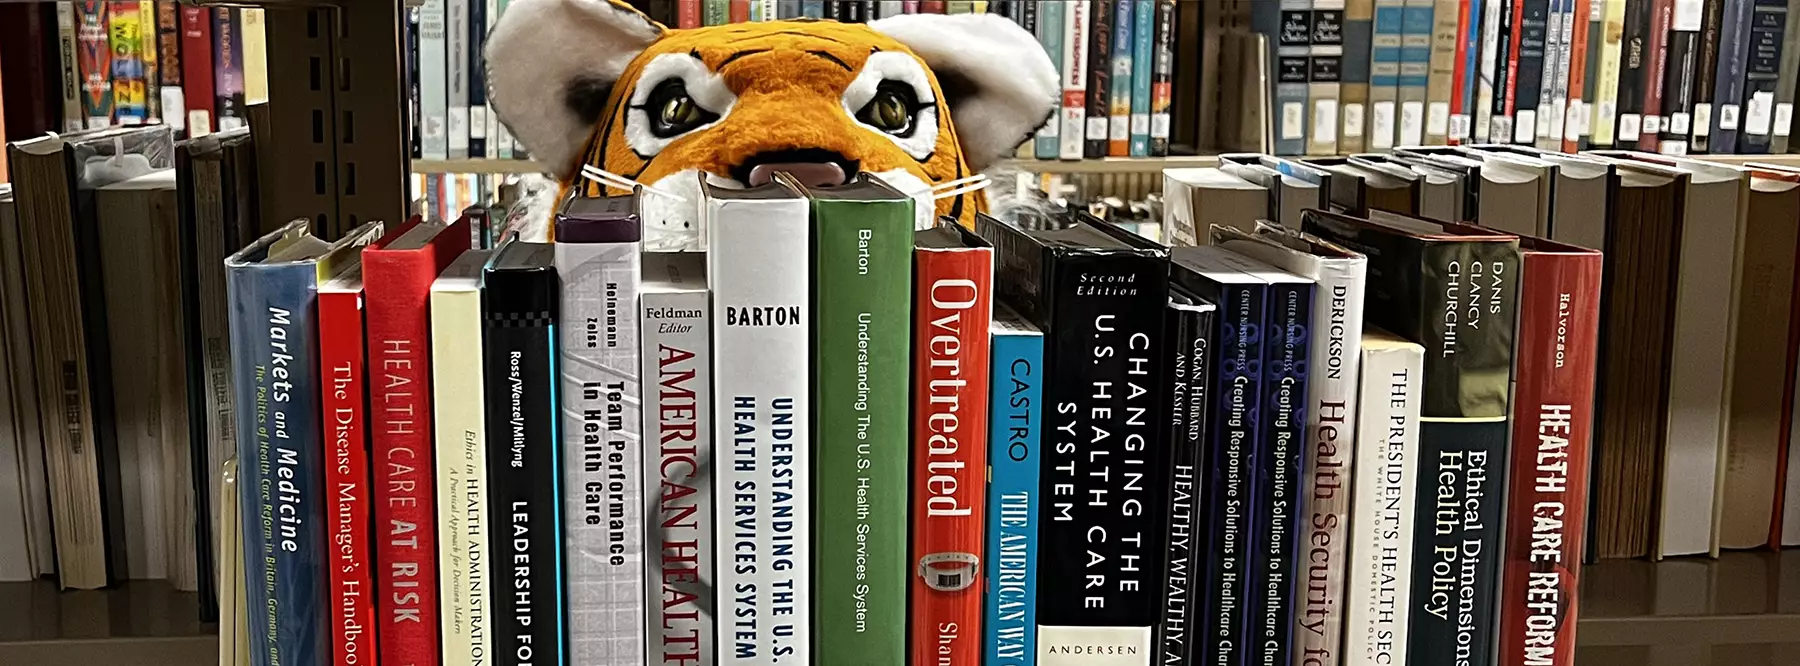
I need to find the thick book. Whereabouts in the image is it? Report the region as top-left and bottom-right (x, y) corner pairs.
(1213, 224), (1369, 666)
(1496, 237), (1601, 666)
(1131, 0), (1157, 156)
(1510, 0), (1550, 143)
(430, 248), (496, 666)
(1614, 0), (1654, 148)
(226, 218), (383, 666)
(1153, 291), (1213, 666)
(554, 194), (647, 664)
(1340, 327), (1424, 666)
(705, 181), (812, 664)
(1773, 0), (1800, 153)
(318, 264), (376, 666)
(419, 0), (448, 159)
(482, 239), (566, 666)
(985, 306), (1043, 666)
(977, 215), (1170, 666)
(180, 7), (215, 135)
(1035, 1), (1066, 159)
(1476, 0), (1513, 142)
(803, 177), (911, 666)
(1712, 0), (1755, 150)
(1425, 0), (1460, 144)
(1060, 0), (1092, 159)
(1108, 0), (1134, 156)
(641, 252), (715, 666)
(1371, 0), (1405, 148)
(365, 217), (471, 666)
(1302, 211), (1521, 666)
(1657, 0), (1703, 153)
(1160, 168), (1269, 246)
(1087, 0), (1114, 158)
(1217, 161), (1322, 229)
(1398, 0), (1434, 145)
(910, 224), (994, 666)
(1342, 0), (1376, 153)
(1735, 0), (1790, 152)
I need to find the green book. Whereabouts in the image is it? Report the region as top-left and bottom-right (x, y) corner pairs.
(704, 0), (728, 25)
(798, 174), (913, 665)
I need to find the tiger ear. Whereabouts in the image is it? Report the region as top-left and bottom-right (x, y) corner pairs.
(487, 0), (665, 178)
(869, 13), (1058, 172)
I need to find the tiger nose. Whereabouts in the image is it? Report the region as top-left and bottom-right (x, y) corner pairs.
(748, 162), (847, 188)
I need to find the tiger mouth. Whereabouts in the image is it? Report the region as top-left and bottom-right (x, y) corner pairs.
(731, 148), (861, 188)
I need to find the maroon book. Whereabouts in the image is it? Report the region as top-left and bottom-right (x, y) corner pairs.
(180, 6), (215, 135)
(1497, 236), (1601, 666)
(0, 4), (59, 141)
(1639, 0), (1675, 152)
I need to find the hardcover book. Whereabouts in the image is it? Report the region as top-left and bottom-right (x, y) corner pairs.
(1561, 0), (1596, 151)
(226, 218), (384, 666)
(641, 252), (715, 666)
(213, 9), (246, 131)
(1659, 0), (1704, 153)
(1302, 210), (1521, 666)
(419, 0), (448, 159)
(985, 305), (1043, 666)
(1153, 290), (1214, 666)
(1638, 0), (1675, 152)
(1476, 0), (1512, 142)
(430, 248), (496, 666)
(1131, 0), (1156, 156)
(1713, 0), (1758, 151)
(1371, 0), (1406, 148)
(447, 0), (469, 157)
(317, 264), (376, 666)
(554, 193), (648, 664)
(978, 214), (1169, 666)
(180, 7), (215, 135)
(468, 0), (488, 157)
(1425, 0), (1460, 144)
(1109, 0), (1135, 156)
(1060, 0), (1092, 159)
(1398, 0), (1434, 145)
(802, 176), (912, 666)
(704, 181), (813, 665)
(482, 239), (566, 666)
(1510, 0), (1550, 143)
(1589, 0), (1626, 146)
(1341, 0), (1376, 153)
(1735, 0), (1790, 152)
(1151, 0), (1175, 155)
(1614, 0), (1653, 149)
(911, 223), (994, 666)
(1496, 237), (1601, 666)
(73, 2), (110, 127)
(1087, 0), (1114, 158)
(1691, 0), (1725, 151)
(1340, 327), (1425, 666)
(1035, 0), (1065, 159)
(1772, 0), (1800, 153)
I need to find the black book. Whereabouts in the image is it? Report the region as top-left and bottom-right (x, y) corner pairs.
(1087, 0), (1114, 158)
(469, 0), (488, 157)
(1615, 0), (1653, 149)
(1512, 0), (1550, 144)
(977, 212), (1171, 658)
(1301, 209), (1520, 666)
(1488, 0), (1516, 141)
(1661, 2), (1702, 154)
(839, 0), (867, 23)
(1691, 0), (1726, 152)
(1151, 0), (1176, 156)
(1156, 289), (1216, 666)
(482, 239), (566, 666)
(408, 8), (422, 160)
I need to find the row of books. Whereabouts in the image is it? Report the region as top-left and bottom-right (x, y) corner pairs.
(1238, 0), (1800, 157)
(1166, 146), (1800, 560)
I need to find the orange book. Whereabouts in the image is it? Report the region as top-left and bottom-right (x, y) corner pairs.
(1562, 0), (1594, 152)
(909, 225), (993, 665)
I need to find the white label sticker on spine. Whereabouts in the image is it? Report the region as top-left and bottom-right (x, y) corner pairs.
(1619, 113), (1642, 140)
(1152, 113), (1172, 138)
(1643, 115), (1662, 135)
(1132, 113), (1150, 133)
(1282, 102), (1306, 139)
(1427, 102), (1450, 135)
(1515, 109), (1537, 143)
(1372, 102), (1396, 148)
(1661, 140), (1688, 156)
(1400, 101), (1423, 145)
(1314, 99), (1339, 143)
(1344, 103), (1366, 138)
(1669, 112), (1690, 135)
(1694, 103), (1713, 137)
(1088, 117), (1109, 137)
(1565, 102), (1585, 141)
(1451, 114), (1470, 140)
(1720, 104), (1741, 130)
(1776, 103), (1793, 137)
(1747, 91), (1774, 135)
(1673, 0), (1702, 30)
(1111, 115), (1131, 138)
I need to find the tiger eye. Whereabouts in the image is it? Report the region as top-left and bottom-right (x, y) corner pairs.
(662, 97), (696, 126)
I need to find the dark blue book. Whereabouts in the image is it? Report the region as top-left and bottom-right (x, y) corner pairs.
(1156, 289), (1217, 666)
(225, 218), (384, 666)
(482, 238), (567, 666)
(1168, 246), (1266, 666)
(1712, 0), (1756, 151)
(1735, 0), (1789, 152)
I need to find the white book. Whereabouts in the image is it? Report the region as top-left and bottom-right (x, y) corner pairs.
(705, 182), (812, 665)
(446, 0), (471, 159)
(1472, 0), (1504, 143)
(642, 252), (716, 665)
(1209, 224), (1367, 666)
(1059, 0), (1091, 160)
(555, 195), (647, 665)
(432, 249), (494, 666)
(1341, 329), (1422, 666)
(421, 0), (450, 160)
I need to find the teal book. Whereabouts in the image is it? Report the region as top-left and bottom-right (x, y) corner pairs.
(1371, 0), (1406, 149)
(225, 218), (383, 666)
(1397, 0), (1434, 146)
(1130, 0), (1155, 155)
(1035, 1), (1066, 159)
(983, 305), (1043, 665)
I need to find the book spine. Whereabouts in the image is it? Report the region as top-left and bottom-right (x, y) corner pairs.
(432, 280), (492, 666)
(812, 203), (910, 666)
(142, 1), (160, 123)
(482, 272), (566, 666)
(179, 7), (214, 135)
(225, 263), (328, 666)
(705, 0), (727, 25)
(420, 0), (448, 160)
(1769, 0), (1800, 152)
(1372, 0), (1405, 148)
(488, 0), (505, 158)
(678, 0), (701, 28)
(109, 3), (148, 124)
(156, 2), (183, 130)
(55, 5), (83, 132)
(1340, 340), (1423, 666)
(986, 327), (1042, 666)
(1313, 1), (1349, 154)
(212, 9), (244, 130)
(1614, 0), (1651, 147)
(446, 0), (469, 158)
(1132, 0), (1157, 156)
(1540, 0), (1575, 148)
(1061, 0), (1092, 159)
(710, 202), (812, 665)
(803, 0), (826, 18)
(1342, 0), (1375, 152)
(923, 0), (945, 11)
(1476, 0), (1508, 141)
(1087, 0), (1113, 158)
(1487, 0), (1518, 141)
(1035, 254), (1170, 666)
(1590, 0), (1627, 145)
(1562, 0), (1595, 150)
(1496, 253), (1600, 666)
(1451, 0), (1482, 143)
(1425, 0), (1460, 144)
(1711, 0), (1753, 149)
(1736, 0), (1789, 152)
(1036, 1), (1066, 159)
(75, 3), (112, 128)
(468, 0), (488, 158)
(1148, 0), (1174, 155)
(1290, 264), (1367, 666)
(910, 249), (993, 666)
(1690, 0), (1723, 150)
(1639, 0), (1675, 150)
(319, 290), (376, 666)
(1197, 283), (1264, 666)
(1108, 0), (1135, 156)
(242, 9), (266, 105)
(1154, 304), (1210, 666)
(1399, 0), (1434, 145)
(1250, 282), (1313, 666)
(1510, 0), (1548, 142)
(1659, 0), (1703, 153)
(732, 0), (751, 22)
(1404, 242), (1521, 666)
(1578, 0), (1608, 147)
(556, 242), (646, 665)
(643, 289), (714, 666)
(1266, 0), (1311, 155)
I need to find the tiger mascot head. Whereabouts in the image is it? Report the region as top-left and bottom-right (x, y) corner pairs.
(487, 0), (1059, 247)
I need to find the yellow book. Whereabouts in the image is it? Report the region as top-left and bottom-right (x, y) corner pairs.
(218, 459), (249, 666)
(431, 249), (495, 666)
(242, 9), (269, 105)
(1590, 0), (1627, 146)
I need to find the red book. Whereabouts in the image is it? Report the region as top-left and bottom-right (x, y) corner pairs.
(179, 6), (215, 135)
(921, 0), (946, 13)
(730, 0), (749, 23)
(1562, 0), (1593, 152)
(365, 216), (470, 666)
(0, 3), (58, 138)
(1449, 0), (1473, 144)
(1497, 237), (1600, 666)
(678, 0), (701, 28)
(1639, 0), (1674, 152)
(1504, 0), (1527, 121)
(909, 227), (993, 666)
(319, 265), (377, 666)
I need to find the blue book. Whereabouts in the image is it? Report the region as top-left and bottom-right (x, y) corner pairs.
(984, 306), (1043, 666)
(803, 0), (825, 18)
(1714, 0), (1756, 152)
(1244, 262), (1314, 666)
(1169, 246), (1268, 666)
(1130, 0), (1155, 155)
(1108, 0), (1135, 155)
(1397, 0), (1434, 146)
(1458, 0), (1483, 142)
(1370, 0), (1406, 149)
(1263, 0), (1313, 155)
(225, 218), (384, 666)
(1034, 0), (1065, 159)
(1735, 0), (1790, 153)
